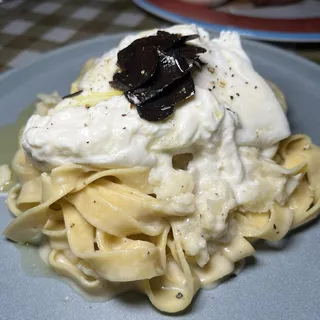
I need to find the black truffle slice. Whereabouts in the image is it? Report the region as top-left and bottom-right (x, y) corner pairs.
(126, 50), (190, 105)
(110, 45), (158, 91)
(175, 34), (200, 46)
(175, 45), (206, 61)
(137, 104), (175, 122)
(155, 31), (199, 49)
(137, 73), (195, 121)
(192, 57), (207, 69)
(117, 31), (199, 70)
(110, 30), (207, 122)
(176, 45), (207, 70)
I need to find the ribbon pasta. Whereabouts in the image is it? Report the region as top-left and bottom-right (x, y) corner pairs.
(3, 91), (320, 313)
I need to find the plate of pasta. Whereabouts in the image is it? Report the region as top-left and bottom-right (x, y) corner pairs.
(0, 25), (320, 320)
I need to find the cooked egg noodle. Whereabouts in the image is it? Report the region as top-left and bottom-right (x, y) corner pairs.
(4, 131), (320, 312)
(4, 25), (320, 313)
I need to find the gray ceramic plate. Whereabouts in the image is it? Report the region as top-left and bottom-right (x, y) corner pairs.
(0, 34), (320, 320)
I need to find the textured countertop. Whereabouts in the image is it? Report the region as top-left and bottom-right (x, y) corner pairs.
(0, 0), (319, 72)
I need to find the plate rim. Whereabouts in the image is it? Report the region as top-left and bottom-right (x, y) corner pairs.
(133, 0), (320, 42)
(1, 31), (320, 86)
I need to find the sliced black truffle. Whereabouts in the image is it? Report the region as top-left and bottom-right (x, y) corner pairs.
(110, 46), (158, 91)
(137, 103), (174, 122)
(175, 45), (206, 62)
(110, 30), (206, 122)
(192, 57), (206, 69)
(137, 73), (194, 122)
(126, 50), (190, 105)
(117, 31), (196, 70)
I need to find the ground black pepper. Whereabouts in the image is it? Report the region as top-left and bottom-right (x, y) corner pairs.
(176, 292), (183, 299)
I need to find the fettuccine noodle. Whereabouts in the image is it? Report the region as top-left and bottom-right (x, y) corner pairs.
(4, 100), (320, 312)
(3, 39), (320, 312)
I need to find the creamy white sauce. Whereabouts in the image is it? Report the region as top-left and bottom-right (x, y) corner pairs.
(38, 241), (127, 302)
(21, 25), (292, 267)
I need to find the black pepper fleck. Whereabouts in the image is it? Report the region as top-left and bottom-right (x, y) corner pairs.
(70, 223), (75, 228)
(122, 114), (127, 117)
(273, 224), (277, 230)
(176, 292), (183, 299)
(236, 93), (240, 96)
(231, 74), (234, 77)
(245, 81), (249, 84)
(230, 96), (234, 100)
(276, 231), (280, 234)
(255, 86), (258, 89)
(208, 88), (212, 92)
(123, 127), (126, 129)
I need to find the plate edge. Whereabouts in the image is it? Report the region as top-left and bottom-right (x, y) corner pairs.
(133, 0), (320, 42)
(1, 31), (320, 85)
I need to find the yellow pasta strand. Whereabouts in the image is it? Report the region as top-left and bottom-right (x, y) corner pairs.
(3, 87), (320, 313)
